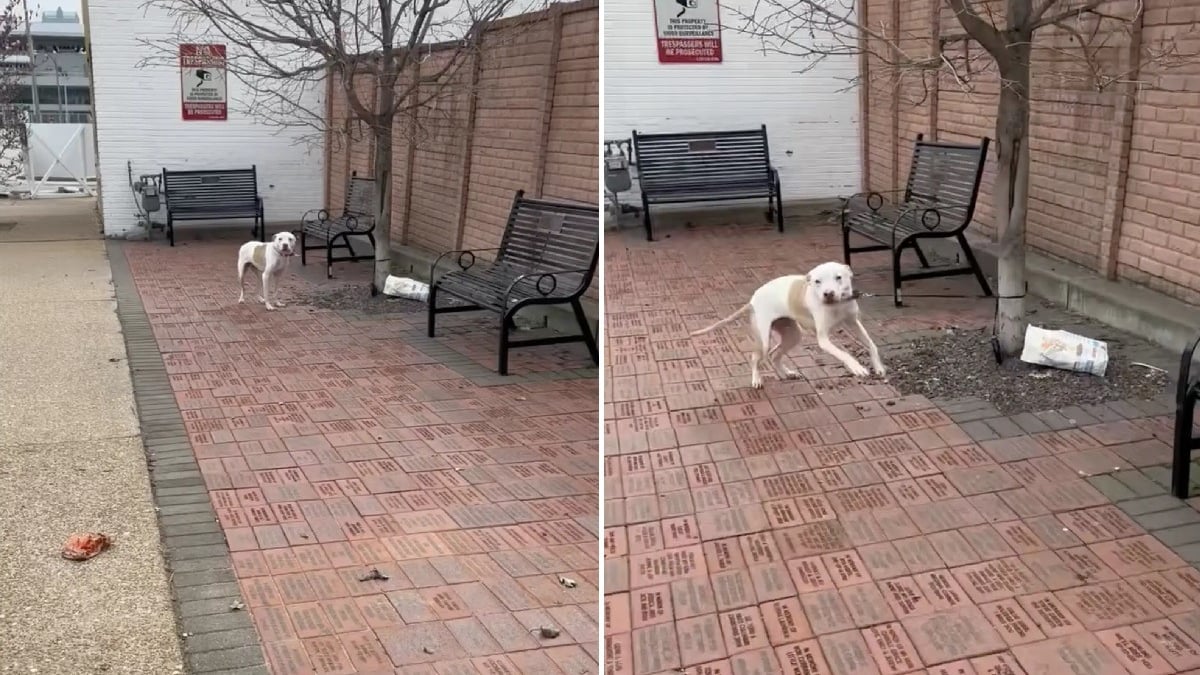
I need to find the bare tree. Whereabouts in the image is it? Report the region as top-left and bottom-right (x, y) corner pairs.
(733, 0), (1197, 357)
(0, 0), (30, 183)
(140, 0), (539, 292)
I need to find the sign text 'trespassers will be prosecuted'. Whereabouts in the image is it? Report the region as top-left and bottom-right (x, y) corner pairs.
(653, 0), (723, 63)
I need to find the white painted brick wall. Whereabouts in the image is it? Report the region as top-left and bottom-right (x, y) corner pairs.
(87, 0), (324, 238)
(604, 0), (862, 206)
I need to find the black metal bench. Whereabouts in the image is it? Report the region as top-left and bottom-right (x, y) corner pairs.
(427, 190), (599, 375)
(632, 125), (782, 241)
(161, 166), (264, 246)
(1172, 334), (1200, 498)
(841, 134), (993, 306)
(300, 172), (376, 278)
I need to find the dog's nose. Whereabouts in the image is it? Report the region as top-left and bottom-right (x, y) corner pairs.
(823, 290), (836, 300)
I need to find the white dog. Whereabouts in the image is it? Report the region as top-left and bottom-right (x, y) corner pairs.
(690, 261), (885, 388)
(237, 232), (296, 311)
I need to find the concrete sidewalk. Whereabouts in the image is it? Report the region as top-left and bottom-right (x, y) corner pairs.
(0, 198), (182, 674)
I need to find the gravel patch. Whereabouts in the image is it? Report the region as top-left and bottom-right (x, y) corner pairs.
(882, 327), (1171, 415)
(292, 284), (426, 314)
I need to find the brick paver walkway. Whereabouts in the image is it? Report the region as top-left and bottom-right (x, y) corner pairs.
(603, 222), (1200, 675)
(117, 237), (599, 675)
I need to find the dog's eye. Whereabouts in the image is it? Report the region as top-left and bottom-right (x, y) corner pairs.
(835, 275), (842, 282)
(813, 279), (821, 285)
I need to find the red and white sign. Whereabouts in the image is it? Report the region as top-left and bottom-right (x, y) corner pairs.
(179, 44), (228, 121)
(653, 0), (723, 63)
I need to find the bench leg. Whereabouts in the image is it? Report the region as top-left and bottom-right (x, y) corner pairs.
(300, 230), (308, 266)
(772, 174), (784, 233)
(912, 241), (931, 268)
(168, 216), (175, 247)
(1173, 395), (1195, 499)
(427, 284), (439, 337)
(841, 226), (852, 266)
(498, 311), (512, 376)
(958, 234), (993, 297)
(572, 298), (599, 365)
(642, 193), (654, 242)
(892, 245), (903, 307)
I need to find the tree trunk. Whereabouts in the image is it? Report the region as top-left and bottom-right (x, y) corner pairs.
(371, 123), (394, 294)
(993, 53), (1032, 357)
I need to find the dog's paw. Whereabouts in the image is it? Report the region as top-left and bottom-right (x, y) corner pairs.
(848, 362), (870, 377)
(873, 363), (887, 377)
(750, 374), (763, 389)
(265, 304), (277, 311)
(274, 301), (287, 308)
(782, 368), (801, 380)
(237, 296), (245, 304)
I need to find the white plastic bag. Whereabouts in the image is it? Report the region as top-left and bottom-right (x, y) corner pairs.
(382, 275), (430, 302)
(1019, 324), (1108, 376)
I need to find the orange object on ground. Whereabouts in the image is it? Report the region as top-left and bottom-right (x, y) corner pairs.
(61, 533), (112, 561)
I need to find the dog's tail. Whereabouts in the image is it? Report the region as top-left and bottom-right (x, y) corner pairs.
(690, 304), (751, 337)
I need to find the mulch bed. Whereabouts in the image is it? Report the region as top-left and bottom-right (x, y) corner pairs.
(881, 327), (1171, 415)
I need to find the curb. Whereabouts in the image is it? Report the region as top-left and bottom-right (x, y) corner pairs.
(107, 240), (270, 675)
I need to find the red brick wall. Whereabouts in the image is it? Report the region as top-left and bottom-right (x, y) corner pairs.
(325, 0), (599, 300)
(863, 0), (1200, 304)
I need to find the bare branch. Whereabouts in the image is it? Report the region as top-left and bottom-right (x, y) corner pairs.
(1030, 0), (1106, 30)
(943, 0), (1008, 58)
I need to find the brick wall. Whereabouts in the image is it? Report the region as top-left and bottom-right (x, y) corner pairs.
(325, 0), (599, 300)
(862, 0), (1200, 305)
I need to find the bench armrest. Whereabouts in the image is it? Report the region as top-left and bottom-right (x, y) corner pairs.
(841, 189), (906, 213)
(430, 247), (502, 281)
(302, 208), (330, 224)
(892, 199), (972, 238)
(504, 267), (591, 302)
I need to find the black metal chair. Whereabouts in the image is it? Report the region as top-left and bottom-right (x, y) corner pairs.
(841, 134), (992, 307)
(1172, 333), (1200, 498)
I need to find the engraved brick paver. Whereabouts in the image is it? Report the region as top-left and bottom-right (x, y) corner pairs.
(603, 223), (1198, 675)
(114, 238), (597, 674)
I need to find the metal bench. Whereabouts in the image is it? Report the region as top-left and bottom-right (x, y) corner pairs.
(632, 125), (782, 241)
(841, 134), (992, 307)
(300, 173), (376, 279)
(427, 190), (599, 375)
(161, 166), (264, 246)
(1172, 334), (1200, 498)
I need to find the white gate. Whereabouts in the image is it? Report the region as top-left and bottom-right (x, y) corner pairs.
(23, 123), (96, 198)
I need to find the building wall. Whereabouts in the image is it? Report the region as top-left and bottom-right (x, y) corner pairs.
(863, 0), (1200, 305)
(87, 0), (323, 237)
(604, 0), (861, 203)
(325, 0), (599, 300)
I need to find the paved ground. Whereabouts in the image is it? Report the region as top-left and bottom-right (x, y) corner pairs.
(112, 231), (599, 674)
(603, 220), (1200, 675)
(0, 197), (183, 674)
